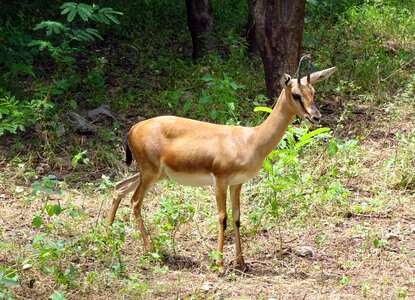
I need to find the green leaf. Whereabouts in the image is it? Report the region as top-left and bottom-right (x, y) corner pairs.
(209, 109), (218, 120)
(301, 127), (331, 141)
(327, 140), (339, 157)
(67, 9), (77, 22)
(67, 99), (77, 109)
(85, 28), (103, 40)
(199, 90), (211, 104)
(92, 14), (110, 25)
(105, 13), (120, 25)
(69, 208), (80, 218)
(201, 74), (213, 82)
(254, 106), (273, 114)
(32, 215), (42, 228)
(295, 127), (331, 150)
(60, 2), (77, 10)
(60, 7), (72, 15)
(33, 21), (69, 35)
(78, 9), (89, 21)
(62, 56), (75, 63)
(53, 204), (62, 215)
(78, 3), (93, 21)
(49, 291), (66, 300)
(1, 277), (20, 287)
(229, 81), (239, 90)
(46, 205), (55, 216)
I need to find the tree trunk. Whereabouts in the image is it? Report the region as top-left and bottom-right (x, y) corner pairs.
(246, 0), (258, 55)
(247, 0), (306, 100)
(185, 0), (215, 59)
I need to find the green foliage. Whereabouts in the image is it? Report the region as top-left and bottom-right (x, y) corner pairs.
(150, 194), (195, 252)
(60, 3), (122, 24)
(31, 175), (63, 228)
(252, 126), (332, 225)
(0, 2), (122, 140)
(383, 132), (415, 190)
(0, 269), (20, 288)
(208, 251), (223, 271)
(71, 150), (90, 168)
(31, 175), (62, 196)
(32, 3), (122, 44)
(250, 121), (360, 229)
(0, 92), (55, 136)
(198, 74), (245, 123)
(306, 0), (415, 100)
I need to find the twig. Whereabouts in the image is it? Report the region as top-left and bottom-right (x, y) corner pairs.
(96, 195), (105, 227)
(381, 56), (415, 82)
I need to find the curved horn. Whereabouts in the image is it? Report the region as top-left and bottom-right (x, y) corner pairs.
(297, 55), (311, 84)
(307, 58), (311, 83)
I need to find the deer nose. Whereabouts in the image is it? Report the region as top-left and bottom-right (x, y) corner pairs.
(311, 116), (321, 124)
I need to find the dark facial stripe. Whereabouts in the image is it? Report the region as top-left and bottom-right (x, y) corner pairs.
(298, 97), (308, 114)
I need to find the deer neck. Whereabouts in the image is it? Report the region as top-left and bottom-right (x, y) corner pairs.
(254, 91), (294, 160)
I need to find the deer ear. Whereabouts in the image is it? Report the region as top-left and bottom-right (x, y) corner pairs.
(280, 74), (292, 88)
(301, 67), (336, 84)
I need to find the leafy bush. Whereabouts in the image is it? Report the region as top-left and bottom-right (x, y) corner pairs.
(198, 74), (245, 124)
(0, 92), (55, 136)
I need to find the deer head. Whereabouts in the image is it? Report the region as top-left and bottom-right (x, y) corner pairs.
(280, 55), (336, 125)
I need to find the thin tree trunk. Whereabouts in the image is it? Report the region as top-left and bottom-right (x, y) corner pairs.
(247, 0), (306, 100)
(185, 0), (215, 59)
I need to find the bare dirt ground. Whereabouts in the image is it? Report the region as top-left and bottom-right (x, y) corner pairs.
(1, 105), (414, 299)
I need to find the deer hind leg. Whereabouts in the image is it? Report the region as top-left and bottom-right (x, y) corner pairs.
(230, 184), (246, 270)
(214, 177), (229, 271)
(131, 170), (159, 253)
(108, 173), (140, 225)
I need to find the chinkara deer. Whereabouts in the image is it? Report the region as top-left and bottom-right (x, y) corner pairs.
(108, 56), (336, 271)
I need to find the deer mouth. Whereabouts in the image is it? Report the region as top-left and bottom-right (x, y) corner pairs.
(304, 115), (321, 125)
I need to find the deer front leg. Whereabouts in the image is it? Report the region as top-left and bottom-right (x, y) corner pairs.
(214, 177), (228, 272)
(230, 184), (246, 270)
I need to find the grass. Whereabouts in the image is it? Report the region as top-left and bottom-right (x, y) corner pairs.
(1, 0), (415, 299)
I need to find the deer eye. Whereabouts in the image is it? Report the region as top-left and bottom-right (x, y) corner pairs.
(292, 93), (301, 101)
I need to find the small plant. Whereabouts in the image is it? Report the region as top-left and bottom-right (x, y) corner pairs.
(395, 287), (408, 299)
(373, 238), (387, 248)
(71, 150), (90, 168)
(250, 124), (332, 229)
(150, 194), (195, 252)
(198, 74), (245, 123)
(31, 175), (63, 228)
(338, 274), (350, 287)
(208, 251), (223, 271)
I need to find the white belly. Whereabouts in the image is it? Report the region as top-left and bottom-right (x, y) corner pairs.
(164, 166), (213, 186)
(163, 165), (257, 187)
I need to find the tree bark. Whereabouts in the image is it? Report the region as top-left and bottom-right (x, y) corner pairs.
(185, 0), (215, 59)
(247, 0), (306, 100)
(246, 0), (258, 55)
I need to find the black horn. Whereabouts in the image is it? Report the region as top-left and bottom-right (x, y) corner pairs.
(297, 55), (311, 84)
